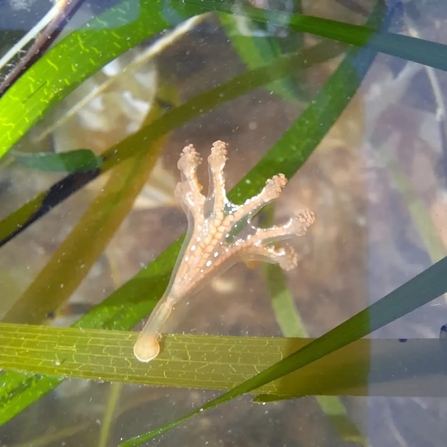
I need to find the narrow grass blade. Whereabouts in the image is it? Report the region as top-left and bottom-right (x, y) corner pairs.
(265, 264), (306, 337)
(218, 12), (308, 101)
(263, 262), (367, 446)
(1, 324), (446, 398)
(180, 0), (447, 72)
(98, 382), (123, 447)
(12, 149), (102, 173)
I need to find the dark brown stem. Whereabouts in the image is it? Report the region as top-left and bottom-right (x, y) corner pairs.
(0, 0), (85, 97)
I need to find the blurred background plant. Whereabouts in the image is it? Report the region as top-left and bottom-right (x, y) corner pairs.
(1, 0), (447, 446)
